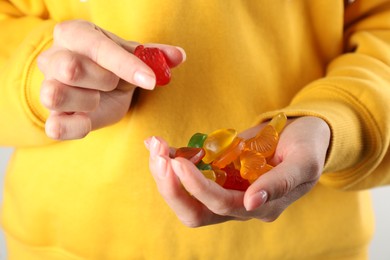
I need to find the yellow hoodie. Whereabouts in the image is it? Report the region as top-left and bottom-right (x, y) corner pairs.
(1, 0), (390, 259)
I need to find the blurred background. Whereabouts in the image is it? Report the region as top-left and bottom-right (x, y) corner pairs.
(0, 147), (389, 259)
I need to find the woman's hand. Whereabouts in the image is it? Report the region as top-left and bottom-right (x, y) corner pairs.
(38, 20), (186, 140)
(145, 116), (331, 226)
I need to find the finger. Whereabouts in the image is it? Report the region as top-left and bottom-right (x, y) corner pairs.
(41, 79), (100, 112)
(144, 136), (177, 158)
(150, 155), (210, 227)
(41, 49), (120, 92)
(147, 136), (171, 158)
(143, 43), (186, 68)
(171, 158), (248, 219)
(45, 112), (91, 140)
(53, 21), (156, 89)
(244, 155), (321, 211)
(147, 138), (211, 227)
(253, 181), (316, 222)
(147, 138), (233, 226)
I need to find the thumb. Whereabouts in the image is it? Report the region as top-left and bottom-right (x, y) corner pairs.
(143, 44), (187, 68)
(243, 154), (322, 211)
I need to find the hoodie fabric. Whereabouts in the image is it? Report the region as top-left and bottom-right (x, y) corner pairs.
(1, 0), (390, 259)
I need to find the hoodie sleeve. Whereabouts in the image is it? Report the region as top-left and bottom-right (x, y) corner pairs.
(257, 0), (390, 190)
(0, 0), (56, 147)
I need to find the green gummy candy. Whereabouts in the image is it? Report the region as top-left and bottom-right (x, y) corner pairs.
(187, 133), (208, 148)
(196, 161), (212, 171)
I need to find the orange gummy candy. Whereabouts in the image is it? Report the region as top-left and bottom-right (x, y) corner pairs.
(240, 150), (269, 181)
(212, 137), (245, 169)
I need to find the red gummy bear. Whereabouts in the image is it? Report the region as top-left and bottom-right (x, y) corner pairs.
(134, 45), (171, 86)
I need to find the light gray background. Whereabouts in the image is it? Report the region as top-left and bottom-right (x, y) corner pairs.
(0, 147), (389, 260)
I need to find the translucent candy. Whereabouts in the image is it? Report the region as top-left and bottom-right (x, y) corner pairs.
(179, 112), (287, 191)
(201, 170), (216, 182)
(175, 147), (205, 164)
(247, 164), (273, 184)
(269, 112), (287, 134)
(188, 133), (208, 148)
(201, 168), (227, 186)
(212, 137), (245, 169)
(202, 129), (237, 164)
(196, 161), (212, 171)
(221, 163), (250, 191)
(244, 125), (279, 158)
(213, 167), (227, 186)
(244, 113), (287, 158)
(240, 150), (268, 181)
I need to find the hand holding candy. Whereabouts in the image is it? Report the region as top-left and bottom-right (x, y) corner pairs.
(174, 113), (288, 190)
(146, 116), (331, 225)
(38, 20), (185, 140)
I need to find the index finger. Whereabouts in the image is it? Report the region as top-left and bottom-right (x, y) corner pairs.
(53, 20), (156, 89)
(171, 158), (248, 218)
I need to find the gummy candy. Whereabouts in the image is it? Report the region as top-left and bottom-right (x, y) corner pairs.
(244, 124), (279, 158)
(201, 170), (216, 182)
(213, 167), (228, 186)
(175, 147), (205, 164)
(188, 133), (208, 148)
(221, 163), (250, 191)
(212, 137), (245, 169)
(239, 150), (267, 181)
(134, 45), (171, 86)
(269, 112), (287, 134)
(173, 113), (287, 191)
(196, 161), (212, 171)
(202, 129), (237, 164)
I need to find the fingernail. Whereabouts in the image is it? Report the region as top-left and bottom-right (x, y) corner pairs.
(150, 136), (160, 158)
(176, 46), (186, 62)
(246, 190), (268, 211)
(155, 156), (168, 179)
(144, 137), (152, 150)
(171, 159), (184, 179)
(258, 190), (268, 204)
(134, 71), (156, 90)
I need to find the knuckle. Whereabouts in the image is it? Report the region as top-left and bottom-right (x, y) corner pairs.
(277, 174), (295, 198)
(53, 21), (74, 43)
(180, 215), (204, 228)
(41, 80), (65, 109)
(53, 20), (90, 43)
(102, 74), (120, 92)
(305, 160), (323, 180)
(59, 53), (82, 84)
(72, 116), (91, 139)
(53, 22), (66, 42)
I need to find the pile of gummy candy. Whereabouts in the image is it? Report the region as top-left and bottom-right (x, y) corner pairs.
(173, 113), (287, 191)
